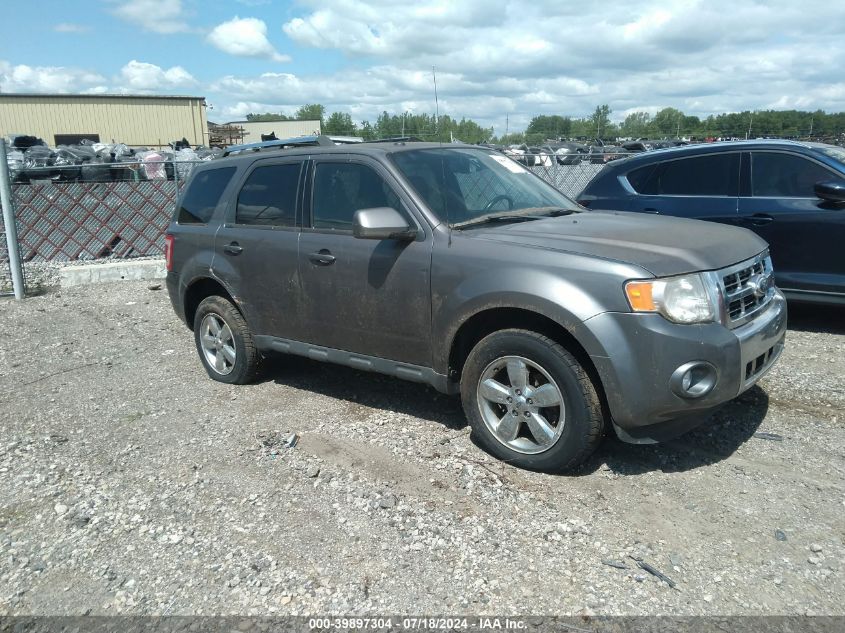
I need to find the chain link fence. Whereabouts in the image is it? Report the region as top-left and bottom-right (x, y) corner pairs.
(14, 177), (181, 262)
(1, 153), (610, 294)
(0, 161), (204, 292)
(529, 159), (607, 198)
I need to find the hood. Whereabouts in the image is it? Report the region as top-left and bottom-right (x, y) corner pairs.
(467, 210), (768, 277)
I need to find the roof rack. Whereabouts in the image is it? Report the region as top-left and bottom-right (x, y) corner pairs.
(222, 134), (335, 157)
(327, 135), (364, 144)
(221, 134), (427, 157)
(362, 136), (425, 143)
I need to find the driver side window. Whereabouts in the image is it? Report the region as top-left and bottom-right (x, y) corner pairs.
(312, 162), (400, 230)
(751, 152), (834, 198)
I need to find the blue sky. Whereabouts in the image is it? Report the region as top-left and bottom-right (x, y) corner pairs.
(2, 0), (844, 131)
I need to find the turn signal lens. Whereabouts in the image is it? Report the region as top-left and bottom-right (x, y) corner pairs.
(625, 281), (656, 311)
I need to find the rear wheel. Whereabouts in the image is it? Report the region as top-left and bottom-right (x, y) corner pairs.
(193, 296), (262, 384)
(460, 329), (605, 472)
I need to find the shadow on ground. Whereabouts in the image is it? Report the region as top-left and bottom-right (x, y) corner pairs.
(263, 353), (467, 431)
(577, 386), (770, 476)
(787, 302), (845, 334)
(260, 352), (773, 478)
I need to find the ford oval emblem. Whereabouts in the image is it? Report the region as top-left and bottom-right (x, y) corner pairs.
(748, 273), (772, 299)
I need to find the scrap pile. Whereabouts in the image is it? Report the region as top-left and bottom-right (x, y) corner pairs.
(4, 135), (222, 184)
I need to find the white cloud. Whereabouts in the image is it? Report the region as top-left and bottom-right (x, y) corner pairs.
(109, 0), (190, 34)
(118, 60), (197, 91)
(0, 60), (106, 93)
(0, 58), (198, 96)
(9, 0), (845, 135)
(261, 0), (845, 128)
(622, 9), (672, 40)
(207, 17), (290, 62)
(209, 65), (599, 132)
(53, 23), (90, 33)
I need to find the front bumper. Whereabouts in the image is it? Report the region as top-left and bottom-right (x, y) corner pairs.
(586, 290), (787, 443)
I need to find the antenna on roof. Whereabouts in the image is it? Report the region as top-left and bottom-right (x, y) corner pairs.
(433, 66), (451, 246)
(433, 66), (440, 136)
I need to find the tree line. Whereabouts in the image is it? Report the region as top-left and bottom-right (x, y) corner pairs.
(246, 104), (492, 144)
(245, 104), (845, 145)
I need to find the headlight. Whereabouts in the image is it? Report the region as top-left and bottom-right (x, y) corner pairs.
(625, 273), (717, 324)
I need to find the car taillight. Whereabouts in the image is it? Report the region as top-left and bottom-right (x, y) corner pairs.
(164, 234), (174, 272)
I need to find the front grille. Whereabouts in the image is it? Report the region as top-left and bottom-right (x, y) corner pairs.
(745, 344), (777, 381)
(719, 252), (775, 327)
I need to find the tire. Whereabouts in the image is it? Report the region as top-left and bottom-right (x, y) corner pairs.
(460, 329), (605, 473)
(193, 295), (262, 385)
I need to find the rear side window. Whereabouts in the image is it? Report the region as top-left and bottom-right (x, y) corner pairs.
(177, 167), (236, 224)
(628, 154), (739, 196)
(626, 164), (658, 193)
(236, 163), (302, 226)
(751, 152), (835, 197)
(312, 163), (400, 230)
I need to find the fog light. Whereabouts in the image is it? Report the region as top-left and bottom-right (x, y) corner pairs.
(670, 361), (717, 399)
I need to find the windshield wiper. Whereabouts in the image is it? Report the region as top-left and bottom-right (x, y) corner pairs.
(451, 212), (544, 229)
(451, 207), (578, 229)
(519, 206), (579, 217)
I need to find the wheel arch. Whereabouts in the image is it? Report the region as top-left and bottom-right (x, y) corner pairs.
(447, 307), (610, 419)
(183, 277), (240, 331)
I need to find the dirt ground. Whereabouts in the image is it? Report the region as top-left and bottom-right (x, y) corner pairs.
(0, 281), (843, 616)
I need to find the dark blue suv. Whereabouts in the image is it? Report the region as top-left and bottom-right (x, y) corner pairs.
(578, 140), (845, 305)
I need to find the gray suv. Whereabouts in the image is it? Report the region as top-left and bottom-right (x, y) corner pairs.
(165, 136), (787, 472)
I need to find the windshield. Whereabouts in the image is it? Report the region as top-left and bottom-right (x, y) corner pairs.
(390, 147), (580, 226)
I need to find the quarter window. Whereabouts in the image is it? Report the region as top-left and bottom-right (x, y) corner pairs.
(627, 154), (739, 196)
(236, 163), (301, 226)
(751, 152), (834, 198)
(178, 167), (236, 224)
(312, 163), (400, 230)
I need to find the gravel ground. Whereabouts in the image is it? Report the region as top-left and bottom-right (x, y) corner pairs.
(0, 282), (843, 616)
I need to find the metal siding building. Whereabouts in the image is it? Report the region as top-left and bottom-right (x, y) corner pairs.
(226, 119), (321, 143)
(0, 94), (208, 147)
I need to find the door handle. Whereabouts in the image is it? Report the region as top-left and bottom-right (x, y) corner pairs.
(223, 242), (243, 255)
(309, 250), (336, 266)
(642, 207), (660, 214)
(748, 214), (773, 226)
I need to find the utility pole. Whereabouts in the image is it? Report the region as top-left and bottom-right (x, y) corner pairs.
(809, 117), (814, 139)
(746, 112), (753, 140)
(505, 115), (509, 140)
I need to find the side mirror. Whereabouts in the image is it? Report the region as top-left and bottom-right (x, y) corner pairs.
(814, 180), (845, 204)
(353, 207), (417, 241)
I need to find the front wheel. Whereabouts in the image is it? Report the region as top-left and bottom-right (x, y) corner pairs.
(460, 329), (605, 472)
(193, 295), (262, 384)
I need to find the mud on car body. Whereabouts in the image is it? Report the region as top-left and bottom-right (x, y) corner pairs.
(166, 136), (786, 472)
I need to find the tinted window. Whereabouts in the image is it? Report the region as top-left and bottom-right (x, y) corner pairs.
(626, 164), (658, 193)
(312, 163), (400, 230)
(752, 152), (835, 197)
(236, 163), (301, 226)
(178, 167), (236, 224)
(628, 154), (739, 196)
